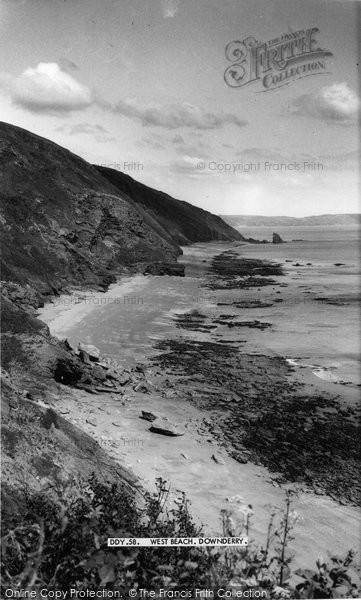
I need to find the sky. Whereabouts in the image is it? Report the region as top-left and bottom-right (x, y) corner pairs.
(0, 0), (360, 216)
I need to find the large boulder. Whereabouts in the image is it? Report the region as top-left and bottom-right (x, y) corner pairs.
(78, 343), (100, 362)
(272, 232), (284, 244)
(149, 418), (185, 437)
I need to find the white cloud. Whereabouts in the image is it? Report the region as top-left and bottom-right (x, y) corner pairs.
(292, 82), (360, 125)
(112, 99), (247, 130)
(162, 0), (179, 18)
(1, 62), (93, 113)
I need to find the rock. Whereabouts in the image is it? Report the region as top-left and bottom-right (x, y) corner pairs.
(78, 343), (100, 362)
(149, 418), (185, 437)
(92, 365), (106, 381)
(76, 384), (99, 394)
(272, 232), (284, 244)
(211, 453), (225, 465)
(117, 374), (131, 386)
(86, 418), (97, 426)
(102, 380), (116, 387)
(78, 349), (91, 365)
(141, 410), (157, 422)
(143, 262), (185, 277)
(63, 338), (74, 352)
(94, 386), (117, 393)
(231, 451), (248, 464)
(98, 362), (110, 371)
(133, 383), (150, 393)
(105, 369), (120, 380)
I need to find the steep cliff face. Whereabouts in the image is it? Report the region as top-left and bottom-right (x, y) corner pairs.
(0, 122), (183, 297)
(96, 166), (245, 245)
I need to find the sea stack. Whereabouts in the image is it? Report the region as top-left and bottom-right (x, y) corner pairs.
(272, 232), (284, 244)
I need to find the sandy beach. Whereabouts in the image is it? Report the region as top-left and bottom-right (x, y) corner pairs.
(36, 238), (361, 573)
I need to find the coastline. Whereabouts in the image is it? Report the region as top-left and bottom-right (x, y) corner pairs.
(36, 241), (361, 571)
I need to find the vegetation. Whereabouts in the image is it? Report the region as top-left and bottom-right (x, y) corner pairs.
(1, 477), (360, 597)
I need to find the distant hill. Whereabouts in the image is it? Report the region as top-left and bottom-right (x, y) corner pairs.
(222, 214), (361, 228)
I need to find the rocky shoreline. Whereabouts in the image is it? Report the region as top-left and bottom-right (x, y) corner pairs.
(144, 249), (360, 507)
(31, 247), (360, 509)
(2, 241), (360, 575)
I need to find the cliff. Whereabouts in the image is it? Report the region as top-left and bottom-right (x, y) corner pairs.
(0, 122), (242, 301)
(96, 166), (245, 245)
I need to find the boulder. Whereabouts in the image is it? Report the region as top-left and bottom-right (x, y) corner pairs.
(143, 262), (185, 277)
(272, 232), (284, 244)
(92, 365), (107, 381)
(78, 343), (100, 362)
(141, 411), (157, 422)
(149, 417), (185, 437)
(78, 349), (91, 365)
(133, 383), (150, 393)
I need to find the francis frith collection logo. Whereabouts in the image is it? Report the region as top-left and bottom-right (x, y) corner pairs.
(224, 27), (333, 91)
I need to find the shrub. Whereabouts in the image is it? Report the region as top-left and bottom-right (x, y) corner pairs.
(1, 477), (360, 597)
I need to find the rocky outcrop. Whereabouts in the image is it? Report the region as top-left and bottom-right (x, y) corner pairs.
(143, 262), (185, 276)
(272, 232), (284, 244)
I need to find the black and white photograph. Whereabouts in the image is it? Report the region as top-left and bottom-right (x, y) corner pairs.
(0, 0), (360, 598)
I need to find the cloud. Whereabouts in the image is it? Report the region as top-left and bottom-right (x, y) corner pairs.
(141, 136), (165, 150)
(161, 0), (179, 18)
(68, 123), (108, 135)
(54, 122), (115, 143)
(1, 62), (92, 113)
(169, 156), (205, 175)
(112, 100), (247, 130)
(235, 147), (287, 162)
(172, 134), (185, 144)
(292, 82), (360, 125)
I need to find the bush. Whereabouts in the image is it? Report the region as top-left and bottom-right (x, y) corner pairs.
(1, 477), (360, 597)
